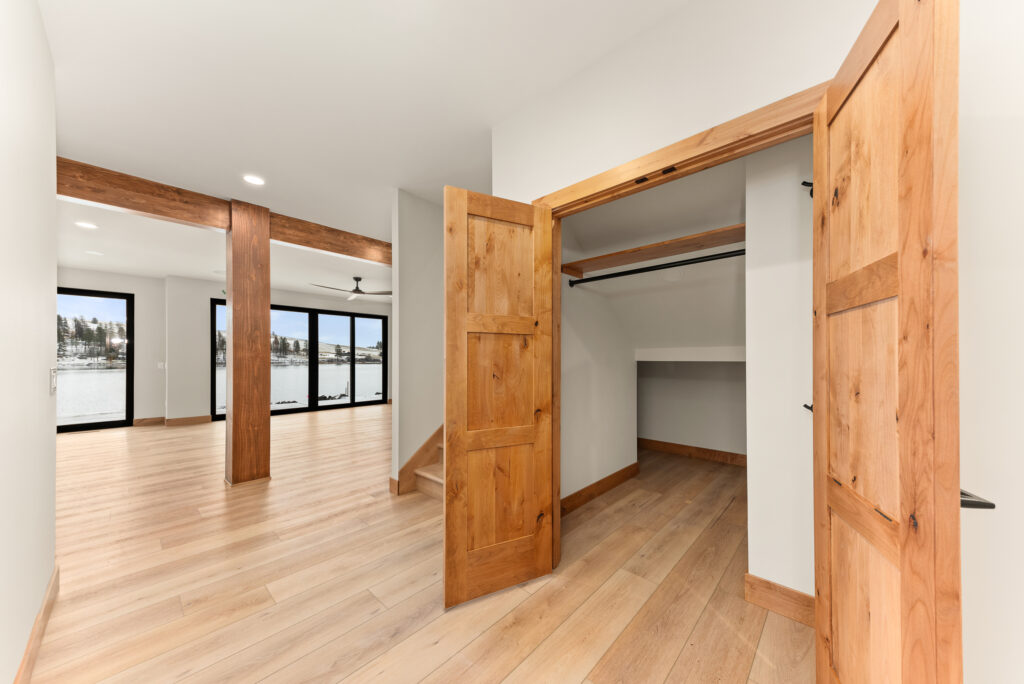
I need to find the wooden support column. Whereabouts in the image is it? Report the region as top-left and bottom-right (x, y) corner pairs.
(226, 200), (271, 484)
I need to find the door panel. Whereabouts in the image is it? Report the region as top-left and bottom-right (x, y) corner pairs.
(444, 186), (554, 608)
(813, 0), (960, 681)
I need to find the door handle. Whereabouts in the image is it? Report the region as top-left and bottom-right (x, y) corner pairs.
(803, 403), (813, 412)
(960, 489), (995, 509)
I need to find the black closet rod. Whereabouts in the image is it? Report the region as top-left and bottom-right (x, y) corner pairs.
(567, 248), (746, 287)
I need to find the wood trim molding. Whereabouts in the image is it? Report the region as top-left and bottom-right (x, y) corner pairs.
(56, 157), (392, 264)
(389, 477), (399, 495)
(744, 573), (815, 627)
(638, 438), (746, 467)
(132, 417), (166, 427)
(269, 212), (391, 265)
(165, 415), (212, 427)
(562, 223), (745, 277)
(397, 424), (443, 494)
(560, 462), (639, 516)
(14, 567), (59, 684)
(534, 82), (828, 217)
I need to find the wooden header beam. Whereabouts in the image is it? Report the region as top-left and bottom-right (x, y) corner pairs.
(57, 157), (231, 229)
(561, 223), (745, 277)
(269, 212), (391, 264)
(534, 82), (828, 218)
(56, 157), (392, 264)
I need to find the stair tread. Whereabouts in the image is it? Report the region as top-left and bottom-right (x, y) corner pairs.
(415, 462), (443, 483)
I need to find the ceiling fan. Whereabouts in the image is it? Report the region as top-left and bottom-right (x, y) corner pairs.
(311, 276), (392, 301)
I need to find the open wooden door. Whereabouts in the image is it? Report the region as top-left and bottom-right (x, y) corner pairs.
(443, 187), (554, 608)
(812, 0), (960, 681)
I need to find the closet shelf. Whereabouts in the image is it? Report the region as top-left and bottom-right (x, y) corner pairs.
(561, 222), (745, 278)
(635, 346), (746, 363)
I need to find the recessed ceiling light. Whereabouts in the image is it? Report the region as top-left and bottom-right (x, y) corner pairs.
(85, 250), (104, 256)
(243, 174), (265, 186)
(75, 221), (98, 229)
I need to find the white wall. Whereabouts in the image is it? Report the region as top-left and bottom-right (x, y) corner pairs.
(493, 1), (876, 204)
(744, 137), (814, 595)
(391, 189), (444, 478)
(559, 278), (638, 496)
(58, 267), (167, 420)
(164, 275), (391, 419)
(959, 2), (1024, 680)
(0, 0), (56, 678)
(637, 362), (747, 455)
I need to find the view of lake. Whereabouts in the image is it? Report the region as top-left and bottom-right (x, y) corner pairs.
(58, 363), (386, 424)
(213, 363), (384, 413)
(57, 368), (127, 425)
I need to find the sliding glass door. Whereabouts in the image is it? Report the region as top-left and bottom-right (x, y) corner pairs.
(57, 287), (134, 431)
(317, 313), (351, 407)
(211, 299), (386, 419)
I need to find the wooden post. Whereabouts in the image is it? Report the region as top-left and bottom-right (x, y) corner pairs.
(226, 200), (271, 484)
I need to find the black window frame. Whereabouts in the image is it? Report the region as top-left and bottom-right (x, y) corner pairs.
(57, 286), (135, 433)
(210, 298), (388, 420)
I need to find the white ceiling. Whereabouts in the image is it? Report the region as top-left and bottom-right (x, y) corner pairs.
(561, 157), (747, 258)
(39, 0), (686, 243)
(57, 201), (393, 298)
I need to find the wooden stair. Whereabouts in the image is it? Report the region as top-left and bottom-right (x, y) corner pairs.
(413, 461), (443, 501)
(395, 425), (444, 497)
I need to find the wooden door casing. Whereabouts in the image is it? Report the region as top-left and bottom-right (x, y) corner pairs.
(812, 0), (960, 682)
(443, 187), (554, 608)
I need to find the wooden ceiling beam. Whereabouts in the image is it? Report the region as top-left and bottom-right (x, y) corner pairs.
(269, 212), (391, 265)
(56, 157), (392, 265)
(57, 157), (231, 229)
(561, 222), (746, 277)
(534, 82), (828, 218)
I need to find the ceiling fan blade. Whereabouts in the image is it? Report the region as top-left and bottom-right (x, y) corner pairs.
(362, 290), (393, 296)
(311, 283), (355, 293)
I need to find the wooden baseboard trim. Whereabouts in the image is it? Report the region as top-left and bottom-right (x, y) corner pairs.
(397, 424), (443, 494)
(133, 417), (165, 427)
(389, 477), (399, 495)
(638, 438), (746, 467)
(744, 573), (815, 627)
(166, 415), (213, 427)
(14, 566), (59, 684)
(560, 462), (640, 516)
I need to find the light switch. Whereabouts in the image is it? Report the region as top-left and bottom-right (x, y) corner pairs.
(49, 367), (57, 395)
(158, 361), (166, 370)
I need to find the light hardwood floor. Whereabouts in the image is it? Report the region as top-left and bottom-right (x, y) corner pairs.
(34, 405), (813, 683)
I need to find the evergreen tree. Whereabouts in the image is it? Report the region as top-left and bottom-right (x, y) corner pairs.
(292, 339), (301, 354)
(334, 344), (343, 359)
(57, 315), (66, 355)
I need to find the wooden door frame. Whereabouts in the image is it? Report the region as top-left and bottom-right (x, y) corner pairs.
(532, 83), (828, 571)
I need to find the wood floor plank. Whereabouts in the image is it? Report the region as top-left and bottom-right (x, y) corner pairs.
(586, 510), (747, 683)
(747, 612), (816, 684)
(665, 537), (768, 683)
(422, 522), (657, 683)
(503, 569), (658, 683)
(37, 407), (814, 683)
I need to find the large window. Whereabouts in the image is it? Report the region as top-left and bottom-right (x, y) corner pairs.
(211, 299), (386, 418)
(57, 287), (134, 431)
